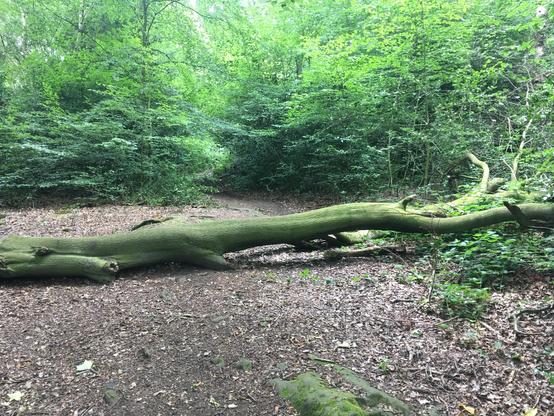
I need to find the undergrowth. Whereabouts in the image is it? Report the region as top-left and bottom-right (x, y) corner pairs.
(374, 222), (553, 320)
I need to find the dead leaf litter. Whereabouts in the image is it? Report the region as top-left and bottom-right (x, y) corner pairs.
(0, 194), (552, 415)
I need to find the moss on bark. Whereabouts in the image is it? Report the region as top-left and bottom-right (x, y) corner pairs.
(272, 367), (414, 415)
(272, 372), (369, 416)
(1, 201), (552, 282)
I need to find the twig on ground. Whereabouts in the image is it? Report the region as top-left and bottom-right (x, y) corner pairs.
(435, 316), (460, 326)
(506, 369), (516, 385)
(391, 298), (416, 303)
(426, 269), (437, 304)
(0, 377), (32, 385)
(510, 302), (553, 337)
(478, 320), (509, 343)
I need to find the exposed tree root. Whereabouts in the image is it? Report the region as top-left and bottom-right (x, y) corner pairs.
(510, 302), (554, 338)
(273, 357), (414, 416)
(273, 372), (369, 416)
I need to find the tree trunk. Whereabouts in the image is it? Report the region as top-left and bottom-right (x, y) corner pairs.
(1, 200), (552, 282)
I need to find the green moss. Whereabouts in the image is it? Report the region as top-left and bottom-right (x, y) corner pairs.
(273, 372), (367, 416)
(1, 201), (552, 281)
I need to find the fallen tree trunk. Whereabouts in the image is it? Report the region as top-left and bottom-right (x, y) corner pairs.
(335, 151), (539, 245)
(1, 199), (552, 282)
(324, 245), (411, 260)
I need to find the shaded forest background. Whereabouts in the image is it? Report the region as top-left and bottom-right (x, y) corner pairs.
(0, 0), (552, 205)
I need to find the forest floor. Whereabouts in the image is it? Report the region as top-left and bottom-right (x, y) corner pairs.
(0, 194), (552, 416)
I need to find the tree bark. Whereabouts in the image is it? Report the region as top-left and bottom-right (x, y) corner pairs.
(464, 151), (490, 192)
(511, 118), (533, 182)
(273, 358), (414, 415)
(1, 200), (552, 282)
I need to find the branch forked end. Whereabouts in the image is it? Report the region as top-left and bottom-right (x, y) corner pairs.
(503, 201), (530, 228)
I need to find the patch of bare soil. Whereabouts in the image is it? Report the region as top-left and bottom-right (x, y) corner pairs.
(0, 196), (552, 416)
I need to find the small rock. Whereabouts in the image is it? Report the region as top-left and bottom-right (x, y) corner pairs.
(211, 315), (226, 324)
(160, 290), (175, 301)
(138, 347), (151, 360)
(336, 340), (356, 349)
(276, 362), (288, 371)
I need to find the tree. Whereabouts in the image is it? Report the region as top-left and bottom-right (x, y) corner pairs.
(1, 198), (552, 282)
(220, 0), (553, 197)
(0, 0), (230, 205)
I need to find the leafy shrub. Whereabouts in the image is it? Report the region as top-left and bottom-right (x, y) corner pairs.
(436, 282), (491, 320)
(221, 82), (290, 192)
(0, 99), (229, 206)
(441, 229), (554, 288)
(409, 222), (554, 319)
(525, 149), (554, 201)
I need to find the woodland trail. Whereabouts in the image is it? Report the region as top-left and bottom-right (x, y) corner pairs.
(211, 192), (296, 216)
(0, 197), (552, 415)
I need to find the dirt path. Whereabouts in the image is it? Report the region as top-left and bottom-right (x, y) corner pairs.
(211, 193), (294, 216)
(0, 199), (552, 415)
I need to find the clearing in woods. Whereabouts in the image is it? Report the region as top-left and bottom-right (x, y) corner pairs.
(0, 194), (552, 415)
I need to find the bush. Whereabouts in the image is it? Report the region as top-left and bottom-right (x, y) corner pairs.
(525, 149), (554, 201)
(436, 282), (491, 320)
(0, 99), (229, 206)
(441, 229), (554, 288)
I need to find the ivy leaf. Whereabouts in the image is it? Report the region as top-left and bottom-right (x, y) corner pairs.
(8, 391), (24, 402)
(76, 360), (94, 372)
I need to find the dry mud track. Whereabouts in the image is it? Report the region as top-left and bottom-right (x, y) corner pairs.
(0, 196), (552, 415)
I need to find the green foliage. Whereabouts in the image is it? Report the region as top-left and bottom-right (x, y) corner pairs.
(539, 345), (554, 385)
(298, 268), (318, 283)
(220, 0), (554, 196)
(525, 148), (554, 200)
(0, 98), (229, 205)
(441, 230), (554, 288)
(0, 0), (553, 203)
(430, 225), (553, 319)
(221, 83), (291, 191)
(273, 372), (368, 416)
(436, 283), (491, 320)
(351, 274), (371, 284)
(377, 358), (390, 375)
(0, 0), (230, 206)
(273, 368), (415, 416)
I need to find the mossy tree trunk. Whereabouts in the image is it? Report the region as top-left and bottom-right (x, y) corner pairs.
(335, 150), (539, 245)
(1, 198), (553, 282)
(272, 357), (415, 415)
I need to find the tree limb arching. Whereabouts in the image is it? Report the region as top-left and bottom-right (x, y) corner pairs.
(510, 118), (533, 182)
(1, 199), (553, 282)
(503, 201), (531, 228)
(464, 151), (490, 192)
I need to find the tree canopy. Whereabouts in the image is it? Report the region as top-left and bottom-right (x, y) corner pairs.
(0, 0), (552, 204)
